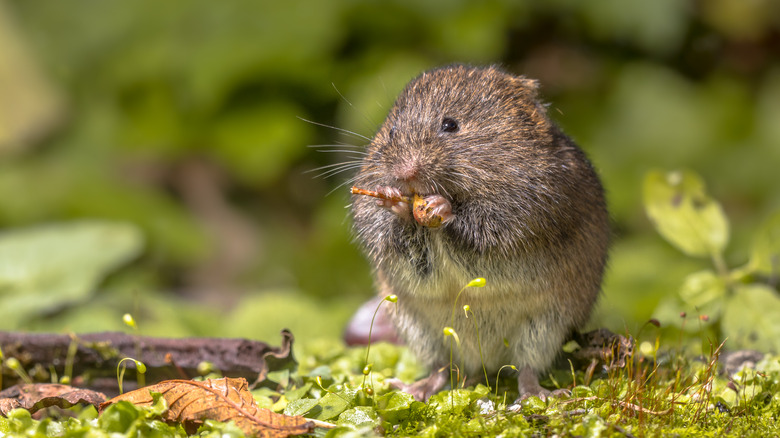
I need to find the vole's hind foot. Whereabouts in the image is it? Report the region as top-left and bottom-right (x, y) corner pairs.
(375, 186), (411, 218)
(515, 365), (551, 402)
(386, 366), (448, 402)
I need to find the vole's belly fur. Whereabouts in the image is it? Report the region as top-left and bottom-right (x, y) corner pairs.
(376, 224), (594, 377)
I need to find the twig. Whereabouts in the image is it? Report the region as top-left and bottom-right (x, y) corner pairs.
(350, 187), (411, 203)
(307, 419), (337, 429)
(559, 396), (674, 416)
(610, 422), (637, 438)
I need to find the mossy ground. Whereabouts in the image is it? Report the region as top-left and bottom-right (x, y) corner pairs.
(290, 341), (780, 437)
(2, 339), (779, 437)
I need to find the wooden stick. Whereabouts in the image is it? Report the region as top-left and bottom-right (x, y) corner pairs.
(0, 330), (295, 396)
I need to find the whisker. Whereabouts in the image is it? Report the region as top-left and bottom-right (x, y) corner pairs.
(331, 83), (383, 135)
(297, 117), (371, 141)
(311, 164), (365, 179)
(305, 160), (363, 173)
(314, 149), (367, 155)
(307, 143), (365, 150)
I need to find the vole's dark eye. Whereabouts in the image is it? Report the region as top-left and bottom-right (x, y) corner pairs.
(389, 126), (396, 139)
(440, 117), (459, 133)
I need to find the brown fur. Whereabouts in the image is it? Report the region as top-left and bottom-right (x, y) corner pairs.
(351, 65), (610, 399)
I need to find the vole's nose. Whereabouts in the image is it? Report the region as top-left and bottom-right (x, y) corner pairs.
(393, 160), (421, 183)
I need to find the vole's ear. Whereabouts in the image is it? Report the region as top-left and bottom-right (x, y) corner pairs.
(516, 77), (540, 89)
(507, 75), (553, 137)
(511, 76), (541, 98)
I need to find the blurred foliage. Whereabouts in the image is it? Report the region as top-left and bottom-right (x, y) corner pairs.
(0, 0), (779, 343)
(0, 221), (143, 328)
(645, 169), (780, 352)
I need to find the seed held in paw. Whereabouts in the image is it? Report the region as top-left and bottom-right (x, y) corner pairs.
(412, 195), (444, 228)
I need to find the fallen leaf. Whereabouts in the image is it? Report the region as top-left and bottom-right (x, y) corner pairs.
(100, 377), (314, 437)
(0, 383), (107, 416)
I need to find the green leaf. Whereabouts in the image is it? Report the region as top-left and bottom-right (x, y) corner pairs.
(337, 406), (380, 430)
(678, 269), (726, 322)
(197, 419), (246, 438)
(427, 389), (477, 413)
(283, 398), (318, 417)
(746, 211), (780, 278)
(643, 169), (729, 258)
(98, 401), (143, 433)
(283, 383), (313, 403)
(149, 392), (170, 417)
(310, 391), (353, 421)
(519, 396), (547, 416)
(0, 220), (143, 328)
(376, 391), (416, 423)
(721, 284), (780, 352)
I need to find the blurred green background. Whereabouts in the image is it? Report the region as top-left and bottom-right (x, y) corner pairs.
(1, 0), (778, 344)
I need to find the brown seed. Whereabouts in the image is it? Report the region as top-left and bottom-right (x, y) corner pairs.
(413, 194), (443, 228)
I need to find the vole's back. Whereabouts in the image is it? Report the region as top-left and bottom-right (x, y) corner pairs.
(351, 65), (609, 385)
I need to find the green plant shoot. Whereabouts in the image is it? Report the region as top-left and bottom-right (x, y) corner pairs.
(361, 294), (398, 395)
(117, 358), (147, 395)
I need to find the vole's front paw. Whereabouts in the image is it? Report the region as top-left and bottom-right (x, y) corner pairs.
(413, 194), (454, 228)
(375, 186), (412, 218)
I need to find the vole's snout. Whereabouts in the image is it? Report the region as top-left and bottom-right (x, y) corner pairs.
(392, 160), (421, 184)
(392, 165), (437, 198)
(389, 145), (445, 196)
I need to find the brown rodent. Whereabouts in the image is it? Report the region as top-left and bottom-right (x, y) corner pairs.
(350, 64), (610, 400)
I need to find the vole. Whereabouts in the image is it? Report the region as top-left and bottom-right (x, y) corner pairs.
(350, 65), (610, 400)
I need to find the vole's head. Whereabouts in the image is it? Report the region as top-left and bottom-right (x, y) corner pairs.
(363, 65), (556, 200)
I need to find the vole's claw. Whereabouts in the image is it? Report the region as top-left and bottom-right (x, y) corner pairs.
(421, 194), (454, 224)
(509, 365), (551, 405)
(375, 186), (411, 218)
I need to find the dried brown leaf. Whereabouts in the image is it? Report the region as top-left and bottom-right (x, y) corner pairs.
(0, 383), (107, 415)
(100, 377), (314, 438)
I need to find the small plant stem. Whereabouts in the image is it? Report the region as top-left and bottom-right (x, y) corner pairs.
(117, 357), (146, 395)
(449, 337), (455, 394)
(5, 357), (32, 384)
(568, 359), (576, 387)
(117, 361), (127, 394)
(711, 251), (729, 280)
(361, 295), (397, 394)
(63, 337), (78, 384)
(448, 288), (468, 392)
(495, 365), (517, 400)
(445, 278), (485, 393)
(466, 307), (490, 390)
